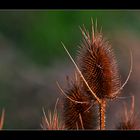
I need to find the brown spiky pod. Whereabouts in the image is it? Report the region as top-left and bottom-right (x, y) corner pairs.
(62, 75), (98, 130)
(77, 26), (120, 100)
(41, 110), (65, 130)
(117, 115), (138, 130)
(76, 22), (121, 130)
(41, 99), (65, 130)
(117, 96), (139, 130)
(0, 109), (5, 130)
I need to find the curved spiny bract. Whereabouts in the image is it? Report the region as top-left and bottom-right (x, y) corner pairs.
(63, 80), (98, 130)
(77, 30), (120, 100)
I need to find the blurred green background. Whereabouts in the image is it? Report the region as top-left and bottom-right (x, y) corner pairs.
(0, 10), (140, 129)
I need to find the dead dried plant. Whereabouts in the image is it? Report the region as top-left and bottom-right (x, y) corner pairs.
(117, 96), (139, 130)
(0, 109), (5, 130)
(60, 18), (132, 130)
(41, 98), (65, 130)
(57, 74), (98, 129)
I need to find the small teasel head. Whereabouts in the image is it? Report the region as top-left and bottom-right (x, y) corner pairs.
(116, 96), (139, 130)
(41, 98), (65, 130)
(61, 74), (99, 130)
(0, 109), (5, 130)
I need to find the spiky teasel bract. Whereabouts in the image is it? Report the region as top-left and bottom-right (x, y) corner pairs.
(41, 98), (65, 130)
(117, 96), (139, 130)
(61, 74), (98, 129)
(0, 109), (5, 130)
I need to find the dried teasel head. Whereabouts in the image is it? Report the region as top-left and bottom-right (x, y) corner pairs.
(77, 20), (121, 100)
(117, 96), (139, 130)
(0, 109), (5, 130)
(58, 74), (98, 130)
(41, 98), (65, 130)
(60, 19), (121, 130)
(60, 19), (132, 130)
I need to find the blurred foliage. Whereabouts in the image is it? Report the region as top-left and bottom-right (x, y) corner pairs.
(0, 11), (140, 66)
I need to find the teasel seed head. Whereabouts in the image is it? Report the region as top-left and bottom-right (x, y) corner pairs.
(77, 22), (121, 100)
(41, 98), (65, 130)
(0, 109), (5, 130)
(62, 75), (98, 130)
(117, 96), (139, 130)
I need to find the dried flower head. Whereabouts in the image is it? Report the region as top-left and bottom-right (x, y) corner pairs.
(77, 21), (121, 100)
(60, 19), (121, 130)
(117, 96), (139, 130)
(62, 75), (98, 129)
(0, 109), (5, 130)
(60, 18), (133, 130)
(41, 98), (65, 130)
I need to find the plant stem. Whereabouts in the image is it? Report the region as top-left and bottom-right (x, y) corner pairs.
(99, 99), (106, 130)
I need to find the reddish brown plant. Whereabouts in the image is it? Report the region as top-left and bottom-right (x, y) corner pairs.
(41, 98), (65, 130)
(61, 75), (98, 129)
(0, 109), (5, 130)
(117, 96), (139, 130)
(76, 20), (121, 130)
(77, 22), (121, 100)
(60, 19), (132, 130)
